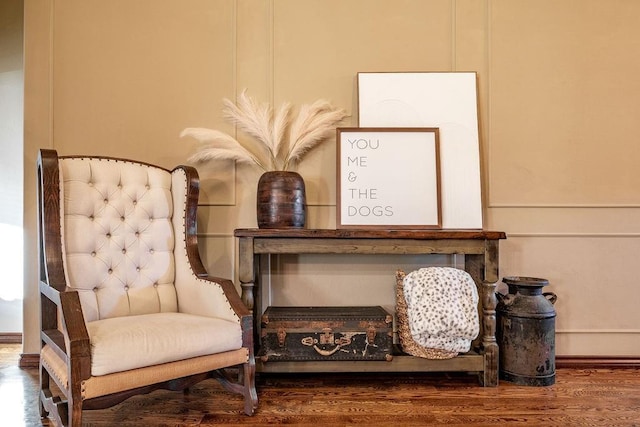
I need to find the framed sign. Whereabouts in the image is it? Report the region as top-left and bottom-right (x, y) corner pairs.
(337, 127), (441, 229)
(357, 72), (483, 229)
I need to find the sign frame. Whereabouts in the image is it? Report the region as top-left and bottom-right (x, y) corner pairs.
(336, 127), (441, 229)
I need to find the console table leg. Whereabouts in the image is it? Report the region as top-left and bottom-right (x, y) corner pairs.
(238, 237), (255, 312)
(481, 281), (499, 386)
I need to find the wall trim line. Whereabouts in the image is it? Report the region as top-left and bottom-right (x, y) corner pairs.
(504, 233), (640, 238)
(196, 232), (233, 238)
(489, 204), (640, 209)
(556, 329), (640, 334)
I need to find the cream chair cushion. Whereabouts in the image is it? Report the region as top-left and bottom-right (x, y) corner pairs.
(88, 312), (242, 376)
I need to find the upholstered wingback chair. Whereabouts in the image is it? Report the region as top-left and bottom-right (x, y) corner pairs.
(37, 149), (257, 427)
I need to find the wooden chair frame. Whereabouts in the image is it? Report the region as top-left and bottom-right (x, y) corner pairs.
(37, 149), (257, 427)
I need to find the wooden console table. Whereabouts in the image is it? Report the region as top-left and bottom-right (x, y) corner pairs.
(234, 228), (506, 386)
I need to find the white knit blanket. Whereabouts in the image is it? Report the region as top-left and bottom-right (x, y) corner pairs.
(403, 267), (479, 353)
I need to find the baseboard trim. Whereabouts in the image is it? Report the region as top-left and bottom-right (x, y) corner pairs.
(0, 332), (22, 344)
(556, 356), (640, 368)
(19, 353), (40, 368)
(13, 353), (640, 369)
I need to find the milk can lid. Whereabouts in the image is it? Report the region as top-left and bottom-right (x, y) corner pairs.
(502, 276), (549, 287)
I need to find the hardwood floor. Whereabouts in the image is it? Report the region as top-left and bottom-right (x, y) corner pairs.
(2, 344), (639, 426)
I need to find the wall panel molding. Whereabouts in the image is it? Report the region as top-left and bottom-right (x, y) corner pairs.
(556, 331), (640, 357)
(485, 1), (640, 208)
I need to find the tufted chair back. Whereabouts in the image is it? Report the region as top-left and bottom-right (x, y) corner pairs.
(60, 157), (182, 321)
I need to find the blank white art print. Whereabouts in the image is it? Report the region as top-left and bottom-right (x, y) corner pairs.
(357, 72), (483, 229)
(337, 128), (441, 229)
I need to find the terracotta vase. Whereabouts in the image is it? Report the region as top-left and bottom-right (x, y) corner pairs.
(256, 171), (306, 229)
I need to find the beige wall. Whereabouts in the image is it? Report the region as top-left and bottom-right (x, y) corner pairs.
(23, 0), (640, 356)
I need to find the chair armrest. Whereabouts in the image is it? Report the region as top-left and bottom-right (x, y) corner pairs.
(39, 281), (92, 380)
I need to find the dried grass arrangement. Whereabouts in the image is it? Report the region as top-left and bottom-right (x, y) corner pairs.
(181, 90), (348, 172)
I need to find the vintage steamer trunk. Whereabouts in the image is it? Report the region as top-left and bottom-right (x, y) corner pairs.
(259, 306), (393, 362)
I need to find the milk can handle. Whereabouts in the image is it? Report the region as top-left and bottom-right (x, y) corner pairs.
(543, 292), (557, 305)
(495, 292), (514, 306)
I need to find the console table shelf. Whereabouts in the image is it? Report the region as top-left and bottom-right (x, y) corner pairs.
(234, 228), (506, 386)
(257, 351), (485, 374)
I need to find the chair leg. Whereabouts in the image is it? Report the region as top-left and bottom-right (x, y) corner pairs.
(40, 363), (70, 426)
(212, 363), (258, 415)
(67, 381), (84, 427)
(39, 364), (50, 418)
(243, 362), (258, 416)
(40, 392), (67, 427)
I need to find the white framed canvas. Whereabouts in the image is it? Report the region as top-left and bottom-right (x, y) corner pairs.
(357, 72), (483, 229)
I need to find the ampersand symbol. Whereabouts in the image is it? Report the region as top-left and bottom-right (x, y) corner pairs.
(348, 172), (357, 182)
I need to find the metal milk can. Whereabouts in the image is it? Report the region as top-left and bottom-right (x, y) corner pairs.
(496, 276), (557, 386)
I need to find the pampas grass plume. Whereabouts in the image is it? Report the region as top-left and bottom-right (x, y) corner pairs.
(181, 90), (347, 172)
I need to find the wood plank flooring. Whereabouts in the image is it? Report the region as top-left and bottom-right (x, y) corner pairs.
(2, 344), (639, 426)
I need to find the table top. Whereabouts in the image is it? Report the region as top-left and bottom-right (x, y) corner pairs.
(234, 228), (506, 240)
